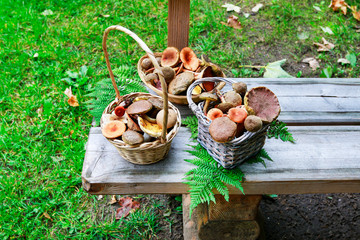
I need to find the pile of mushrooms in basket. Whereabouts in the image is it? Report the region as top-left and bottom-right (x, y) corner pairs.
(199, 82), (281, 143)
(101, 97), (177, 145)
(139, 47), (225, 99)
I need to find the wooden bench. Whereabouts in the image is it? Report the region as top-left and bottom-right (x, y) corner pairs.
(82, 78), (360, 239)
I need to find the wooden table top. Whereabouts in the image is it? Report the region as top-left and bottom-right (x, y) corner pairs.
(82, 78), (360, 195)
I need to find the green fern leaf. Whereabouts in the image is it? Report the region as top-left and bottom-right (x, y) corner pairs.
(85, 65), (147, 126)
(267, 120), (295, 143)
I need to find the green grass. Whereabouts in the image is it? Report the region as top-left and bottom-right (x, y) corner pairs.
(0, 0), (359, 239)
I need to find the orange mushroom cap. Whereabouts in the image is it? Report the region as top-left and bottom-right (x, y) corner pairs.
(102, 120), (126, 139)
(180, 47), (199, 71)
(228, 107), (247, 123)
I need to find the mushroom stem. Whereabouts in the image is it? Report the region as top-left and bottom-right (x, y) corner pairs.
(203, 100), (210, 115)
(215, 88), (226, 103)
(145, 67), (155, 73)
(176, 62), (184, 75)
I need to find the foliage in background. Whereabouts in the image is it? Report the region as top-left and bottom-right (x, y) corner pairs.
(183, 116), (293, 216)
(85, 65), (147, 125)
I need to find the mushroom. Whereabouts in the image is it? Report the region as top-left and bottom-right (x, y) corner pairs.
(180, 47), (199, 71)
(199, 92), (218, 114)
(216, 102), (235, 114)
(125, 112), (141, 132)
(228, 108), (247, 124)
(114, 105), (125, 117)
(207, 108), (223, 121)
(168, 72), (195, 95)
(122, 130), (144, 145)
(209, 117), (237, 143)
(147, 97), (163, 110)
(244, 115), (263, 132)
(138, 116), (163, 138)
(161, 47), (180, 67)
(102, 120), (126, 139)
(126, 100), (153, 115)
(141, 58), (153, 70)
(228, 108), (248, 137)
(232, 82), (247, 97)
(192, 85), (202, 95)
(244, 86), (281, 123)
(224, 90), (242, 106)
(156, 109), (177, 129)
(145, 73), (158, 84)
(159, 66), (175, 83)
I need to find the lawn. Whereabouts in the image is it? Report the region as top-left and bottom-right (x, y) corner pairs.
(1, 0), (359, 239)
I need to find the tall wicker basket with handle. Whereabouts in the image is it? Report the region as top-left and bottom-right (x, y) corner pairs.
(100, 25), (181, 165)
(186, 77), (268, 169)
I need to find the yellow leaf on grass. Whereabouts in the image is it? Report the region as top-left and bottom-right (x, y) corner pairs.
(313, 37), (335, 52)
(329, 0), (349, 15)
(64, 87), (79, 107)
(350, 6), (360, 21)
(221, 15), (242, 30)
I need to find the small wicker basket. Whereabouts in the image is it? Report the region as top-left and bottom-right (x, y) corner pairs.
(186, 77), (268, 169)
(100, 25), (181, 165)
(137, 54), (226, 105)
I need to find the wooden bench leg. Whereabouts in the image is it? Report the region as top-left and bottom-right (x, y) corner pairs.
(168, 0), (190, 49)
(183, 194), (263, 240)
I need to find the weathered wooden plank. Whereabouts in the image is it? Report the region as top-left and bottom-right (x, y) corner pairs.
(82, 126), (360, 194)
(167, 0), (190, 49)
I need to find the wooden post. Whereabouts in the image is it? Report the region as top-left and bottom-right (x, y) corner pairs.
(168, 0), (190, 49)
(183, 194), (262, 240)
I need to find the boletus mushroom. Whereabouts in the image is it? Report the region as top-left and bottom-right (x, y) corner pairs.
(199, 92), (218, 114)
(156, 109), (177, 129)
(161, 47), (180, 67)
(232, 82), (247, 97)
(216, 102), (235, 114)
(168, 72), (195, 95)
(141, 58), (153, 70)
(209, 117), (237, 143)
(244, 86), (281, 123)
(138, 116), (163, 138)
(180, 47), (199, 71)
(125, 112), (141, 132)
(224, 90), (242, 106)
(126, 100), (153, 115)
(122, 130), (144, 145)
(102, 120), (126, 139)
(159, 66), (175, 83)
(244, 115), (263, 132)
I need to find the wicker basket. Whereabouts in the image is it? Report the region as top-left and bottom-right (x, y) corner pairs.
(137, 53), (226, 105)
(186, 77), (268, 169)
(100, 25), (181, 165)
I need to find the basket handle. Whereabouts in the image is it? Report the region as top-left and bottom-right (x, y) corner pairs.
(102, 25), (168, 143)
(186, 77), (235, 118)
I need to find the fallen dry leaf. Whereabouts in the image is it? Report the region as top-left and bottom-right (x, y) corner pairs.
(43, 212), (53, 221)
(115, 197), (140, 219)
(64, 87), (79, 107)
(221, 15), (242, 29)
(313, 37), (335, 52)
(337, 58), (351, 64)
(222, 3), (241, 13)
(350, 6), (360, 21)
(109, 195), (117, 205)
(252, 3), (264, 13)
(329, 0), (349, 15)
(302, 57), (320, 71)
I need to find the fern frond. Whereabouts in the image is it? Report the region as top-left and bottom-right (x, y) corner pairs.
(85, 65), (148, 126)
(182, 116), (198, 140)
(267, 120), (295, 143)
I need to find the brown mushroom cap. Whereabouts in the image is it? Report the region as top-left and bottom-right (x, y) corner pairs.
(161, 47), (180, 67)
(145, 73), (158, 83)
(168, 72), (195, 95)
(147, 97), (163, 110)
(209, 117), (237, 143)
(156, 109), (178, 129)
(159, 66), (175, 83)
(244, 115), (263, 132)
(199, 92), (218, 102)
(122, 130), (144, 145)
(126, 100), (153, 115)
(102, 120), (126, 139)
(216, 102), (235, 114)
(224, 91), (242, 106)
(141, 58), (153, 70)
(244, 86), (281, 123)
(232, 82), (247, 96)
(180, 47), (200, 71)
